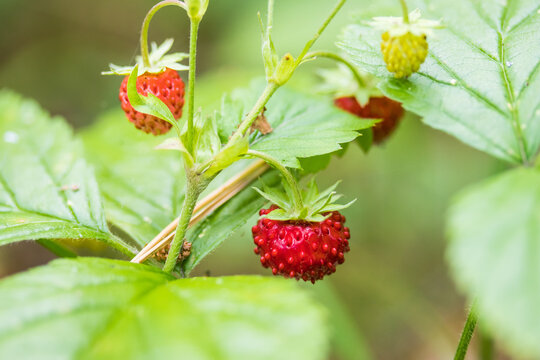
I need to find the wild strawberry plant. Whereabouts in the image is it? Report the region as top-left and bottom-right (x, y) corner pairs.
(0, 0), (538, 358)
(0, 0), (376, 358)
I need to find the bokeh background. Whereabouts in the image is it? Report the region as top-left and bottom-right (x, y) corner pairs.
(0, 0), (511, 359)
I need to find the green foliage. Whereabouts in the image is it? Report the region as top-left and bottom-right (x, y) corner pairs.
(447, 168), (540, 358)
(217, 81), (377, 168)
(0, 258), (328, 360)
(339, 0), (540, 165)
(0, 91), (134, 256)
(81, 110), (186, 247)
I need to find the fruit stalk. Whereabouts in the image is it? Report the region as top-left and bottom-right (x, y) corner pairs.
(305, 50), (365, 87)
(454, 302), (478, 360)
(247, 150), (303, 210)
(294, 0), (346, 66)
(186, 17), (201, 154)
(399, 0), (410, 24)
(140, 1), (187, 68)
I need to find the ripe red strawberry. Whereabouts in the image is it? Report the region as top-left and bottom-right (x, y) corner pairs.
(335, 96), (404, 144)
(252, 205), (351, 284)
(119, 68), (185, 135)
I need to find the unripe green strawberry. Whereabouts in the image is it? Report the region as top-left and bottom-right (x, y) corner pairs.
(381, 31), (428, 78)
(369, 9), (441, 78)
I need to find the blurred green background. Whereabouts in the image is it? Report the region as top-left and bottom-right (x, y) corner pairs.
(0, 0), (510, 359)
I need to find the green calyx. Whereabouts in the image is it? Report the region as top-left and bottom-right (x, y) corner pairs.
(317, 63), (381, 106)
(254, 178), (355, 222)
(102, 39), (189, 76)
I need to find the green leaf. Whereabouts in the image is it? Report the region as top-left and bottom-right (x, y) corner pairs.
(82, 112), (278, 271)
(339, 0), (540, 164)
(216, 80), (377, 168)
(356, 129), (373, 153)
(0, 90), (134, 256)
(447, 167), (540, 358)
(81, 110), (186, 248)
(299, 154), (332, 174)
(0, 258), (329, 360)
(126, 66), (180, 132)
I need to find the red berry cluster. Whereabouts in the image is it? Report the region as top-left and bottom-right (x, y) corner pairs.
(119, 68), (185, 135)
(252, 206), (350, 283)
(335, 96), (404, 144)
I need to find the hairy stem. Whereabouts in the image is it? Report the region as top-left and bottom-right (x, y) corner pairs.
(247, 150), (303, 210)
(454, 303), (478, 360)
(185, 18), (201, 155)
(162, 179), (201, 274)
(399, 0), (410, 23)
(305, 50), (365, 87)
(228, 82), (279, 144)
(140, 0), (187, 68)
(131, 160), (269, 264)
(295, 0), (347, 66)
(267, 0), (274, 32)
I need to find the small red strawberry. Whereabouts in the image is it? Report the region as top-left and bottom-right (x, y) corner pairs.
(119, 68), (185, 135)
(318, 64), (404, 147)
(103, 39), (188, 135)
(335, 96), (404, 144)
(252, 179), (354, 283)
(252, 206), (350, 283)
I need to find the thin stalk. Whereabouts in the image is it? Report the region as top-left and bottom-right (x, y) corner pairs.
(305, 50), (365, 87)
(399, 0), (410, 23)
(185, 18), (200, 154)
(295, 0), (347, 66)
(247, 149), (303, 210)
(454, 303), (478, 360)
(140, 0), (187, 67)
(228, 82), (279, 144)
(163, 180), (201, 274)
(267, 0), (274, 32)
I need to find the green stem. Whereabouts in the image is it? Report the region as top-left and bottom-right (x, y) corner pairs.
(227, 0), (346, 144)
(305, 50), (365, 87)
(454, 303), (478, 360)
(246, 150), (303, 210)
(163, 178), (201, 274)
(186, 18), (201, 155)
(399, 0), (410, 23)
(295, 0), (347, 66)
(140, 0), (187, 68)
(228, 82), (279, 144)
(267, 0), (274, 32)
